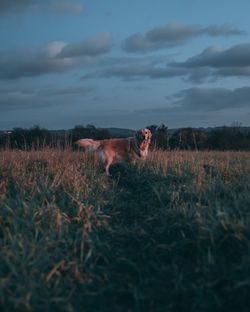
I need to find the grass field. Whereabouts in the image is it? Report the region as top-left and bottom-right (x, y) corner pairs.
(0, 149), (250, 311)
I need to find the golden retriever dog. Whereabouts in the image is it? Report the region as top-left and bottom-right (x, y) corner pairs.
(75, 128), (152, 175)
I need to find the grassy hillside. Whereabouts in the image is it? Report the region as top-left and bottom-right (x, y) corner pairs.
(0, 149), (250, 311)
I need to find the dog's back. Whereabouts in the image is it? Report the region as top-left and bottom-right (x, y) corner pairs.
(75, 139), (100, 152)
(99, 138), (132, 154)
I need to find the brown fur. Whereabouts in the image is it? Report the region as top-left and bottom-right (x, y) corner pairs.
(75, 128), (152, 175)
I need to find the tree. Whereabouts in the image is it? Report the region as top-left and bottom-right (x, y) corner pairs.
(71, 125), (110, 143)
(169, 128), (208, 150)
(208, 127), (250, 150)
(7, 126), (51, 149)
(147, 124), (169, 150)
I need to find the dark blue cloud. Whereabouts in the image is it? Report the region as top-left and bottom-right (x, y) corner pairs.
(0, 33), (112, 79)
(123, 23), (247, 53)
(0, 0), (84, 15)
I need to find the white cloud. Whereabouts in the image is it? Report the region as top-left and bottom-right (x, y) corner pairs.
(59, 33), (112, 58)
(45, 41), (67, 57)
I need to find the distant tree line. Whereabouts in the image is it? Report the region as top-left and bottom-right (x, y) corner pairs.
(0, 125), (110, 150)
(148, 124), (250, 150)
(0, 124), (250, 150)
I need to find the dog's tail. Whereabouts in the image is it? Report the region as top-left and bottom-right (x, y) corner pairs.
(75, 139), (100, 152)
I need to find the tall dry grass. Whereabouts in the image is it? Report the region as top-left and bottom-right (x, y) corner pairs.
(0, 149), (249, 311)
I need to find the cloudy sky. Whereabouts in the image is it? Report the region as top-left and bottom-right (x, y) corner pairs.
(1, 0), (250, 130)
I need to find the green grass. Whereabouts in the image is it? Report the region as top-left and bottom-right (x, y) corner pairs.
(0, 149), (250, 311)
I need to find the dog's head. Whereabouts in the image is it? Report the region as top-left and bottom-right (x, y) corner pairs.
(135, 128), (152, 144)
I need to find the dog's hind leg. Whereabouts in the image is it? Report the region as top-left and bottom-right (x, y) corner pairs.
(98, 150), (112, 176)
(104, 158), (112, 176)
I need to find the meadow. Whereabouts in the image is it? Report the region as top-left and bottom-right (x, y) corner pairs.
(0, 149), (250, 311)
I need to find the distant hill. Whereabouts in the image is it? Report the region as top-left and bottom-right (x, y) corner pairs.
(103, 126), (250, 137)
(101, 127), (135, 138)
(163, 126), (250, 135)
(48, 127), (135, 138)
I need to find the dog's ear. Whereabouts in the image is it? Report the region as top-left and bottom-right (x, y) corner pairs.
(135, 129), (145, 142)
(146, 128), (152, 140)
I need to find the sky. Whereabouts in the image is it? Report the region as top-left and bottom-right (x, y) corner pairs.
(0, 0), (250, 130)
